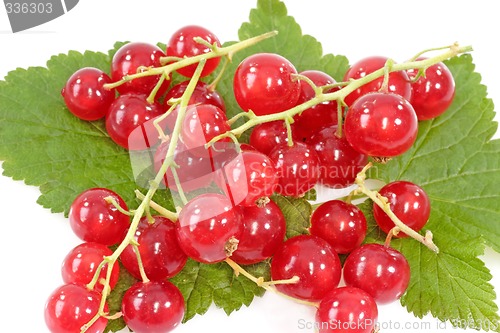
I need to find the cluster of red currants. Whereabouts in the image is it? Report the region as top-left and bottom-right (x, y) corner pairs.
(46, 23), (455, 333)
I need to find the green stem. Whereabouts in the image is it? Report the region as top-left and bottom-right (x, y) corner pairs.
(132, 244), (150, 283)
(208, 44), (472, 144)
(134, 190), (178, 221)
(355, 163), (439, 253)
(104, 31), (278, 91)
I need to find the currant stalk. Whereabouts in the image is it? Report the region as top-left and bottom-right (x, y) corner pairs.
(354, 163), (439, 253)
(103, 31), (278, 91)
(208, 43), (472, 144)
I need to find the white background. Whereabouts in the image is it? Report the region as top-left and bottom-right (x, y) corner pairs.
(0, 1), (499, 332)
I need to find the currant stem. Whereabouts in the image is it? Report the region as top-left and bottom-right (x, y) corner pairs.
(103, 31), (278, 91)
(104, 196), (134, 216)
(355, 163), (439, 253)
(208, 44), (472, 144)
(134, 190), (179, 221)
(132, 244), (150, 283)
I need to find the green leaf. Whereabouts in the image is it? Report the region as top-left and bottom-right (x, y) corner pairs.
(169, 259), (268, 322)
(272, 195), (312, 239)
(363, 54), (500, 330)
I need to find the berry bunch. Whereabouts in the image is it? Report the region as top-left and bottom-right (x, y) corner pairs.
(45, 26), (465, 333)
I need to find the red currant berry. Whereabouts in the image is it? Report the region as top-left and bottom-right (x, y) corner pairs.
(120, 216), (187, 281)
(292, 70), (339, 142)
(164, 80), (225, 114)
(373, 181), (431, 237)
(231, 200), (286, 265)
(45, 283), (108, 333)
(233, 53), (300, 116)
(249, 121), (289, 156)
(105, 94), (165, 150)
(216, 150), (278, 206)
(308, 125), (368, 188)
(61, 242), (119, 293)
(310, 200), (367, 254)
(343, 55), (412, 107)
(154, 139), (214, 192)
(344, 92), (418, 158)
(62, 67), (115, 121)
(407, 58), (455, 120)
(69, 188), (130, 246)
(268, 142), (320, 197)
(343, 243), (411, 304)
(122, 280), (185, 333)
(111, 42), (169, 96)
(167, 25), (221, 78)
(181, 104), (230, 151)
(271, 235), (341, 301)
(176, 193), (243, 263)
(316, 286), (378, 333)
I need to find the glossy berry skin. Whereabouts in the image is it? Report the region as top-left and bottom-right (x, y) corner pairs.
(62, 67), (115, 121)
(176, 193), (243, 264)
(181, 104), (230, 151)
(249, 121), (289, 156)
(216, 150), (279, 206)
(69, 188), (130, 246)
(292, 70), (339, 142)
(164, 80), (226, 113)
(373, 181), (431, 237)
(105, 94), (165, 150)
(231, 201), (286, 265)
(61, 242), (119, 292)
(120, 216), (187, 281)
(268, 142), (320, 197)
(343, 55), (412, 107)
(45, 283), (108, 333)
(309, 125), (368, 188)
(122, 280), (185, 333)
(111, 42), (169, 96)
(316, 286), (378, 333)
(344, 92), (418, 158)
(233, 53), (300, 116)
(167, 25), (221, 78)
(309, 200), (367, 254)
(271, 235), (341, 301)
(343, 243), (411, 304)
(407, 59), (455, 120)
(154, 139), (214, 192)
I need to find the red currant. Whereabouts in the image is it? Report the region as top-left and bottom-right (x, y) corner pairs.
(343, 55), (412, 107)
(45, 283), (108, 333)
(216, 150), (278, 206)
(120, 216), (187, 281)
(271, 235), (341, 301)
(249, 120), (289, 156)
(407, 58), (455, 120)
(308, 125), (368, 188)
(167, 25), (221, 78)
(105, 94), (165, 150)
(231, 200), (286, 265)
(309, 200), (367, 254)
(292, 70), (339, 142)
(68, 188), (130, 246)
(164, 80), (226, 113)
(61, 67), (115, 121)
(316, 286), (378, 333)
(344, 92), (418, 158)
(373, 181), (431, 237)
(343, 243), (411, 304)
(181, 104), (230, 151)
(111, 42), (169, 96)
(122, 280), (185, 333)
(176, 193), (243, 263)
(233, 53), (300, 116)
(268, 142), (320, 197)
(61, 242), (119, 293)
